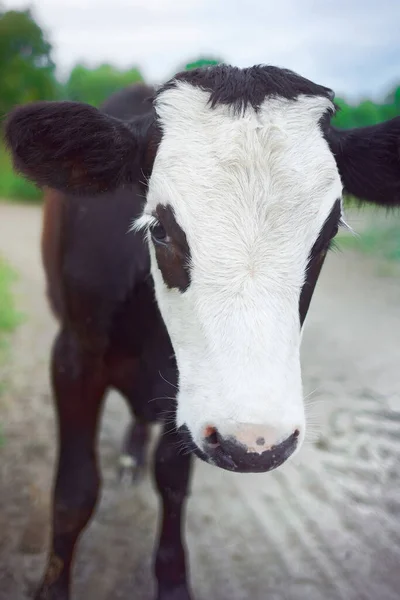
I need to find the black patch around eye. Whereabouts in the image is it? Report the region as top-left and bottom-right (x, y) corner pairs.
(153, 204), (191, 293)
(299, 199), (341, 326)
(310, 200), (341, 256)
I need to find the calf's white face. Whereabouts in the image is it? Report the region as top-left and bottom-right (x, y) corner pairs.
(136, 78), (344, 472)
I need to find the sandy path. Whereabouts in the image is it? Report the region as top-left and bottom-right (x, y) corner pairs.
(0, 201), (400, 600)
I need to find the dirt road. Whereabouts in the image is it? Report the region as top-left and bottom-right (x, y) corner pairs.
(1, 201), (400, 600)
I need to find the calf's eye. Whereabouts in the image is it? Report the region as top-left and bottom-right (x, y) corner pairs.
(150, 222), (170, 246)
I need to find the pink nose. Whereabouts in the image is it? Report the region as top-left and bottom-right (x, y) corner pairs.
(201, 424), (300, 473)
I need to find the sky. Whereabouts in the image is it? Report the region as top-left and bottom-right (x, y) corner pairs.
(4, 0), (400, 101)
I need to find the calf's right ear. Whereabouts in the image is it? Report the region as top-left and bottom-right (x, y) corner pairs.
(4, 100), (153, 195)
(327, 117), (400, 208)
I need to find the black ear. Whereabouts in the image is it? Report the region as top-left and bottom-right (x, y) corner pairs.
(327, 117), (400, 208)
(3, 101), (153, 195)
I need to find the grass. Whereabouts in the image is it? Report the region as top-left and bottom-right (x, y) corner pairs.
(338, 203), (400, 263)
(0, 257), (22, 446)
(338, 225), (400, 262)
(0, 257), (22, 384)
(0, 257), (21, 348)
(0, 142), (41, 202)
(339, 195), (400, 263)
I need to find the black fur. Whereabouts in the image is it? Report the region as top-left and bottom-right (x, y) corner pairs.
(153, 204), (192, 292)
(158, 63), (335, 114)
(326, 118), (400, 208)
(299, 199), (342, 326)
(3, 101), (149, 194)
(100, 83), (155, 120)
(100, 83), (161, 184)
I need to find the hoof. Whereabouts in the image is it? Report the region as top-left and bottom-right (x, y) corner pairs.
(34, 557), (69, 600)
(34, 584), (69, 600)
(117, 420), (150, 486)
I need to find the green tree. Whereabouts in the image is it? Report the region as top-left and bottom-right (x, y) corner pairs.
(333, 91), (400, 129)
(184, 56), (223, 71)
(383, 85), (400, 117)
(172, 56), (223, 76)
(0, 8), (58, 118)
(395, 86), (400, 110)
(351, 100), (383, 127)
(64, 63), (144, 108)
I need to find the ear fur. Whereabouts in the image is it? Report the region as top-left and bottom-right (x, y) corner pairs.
(327, 117), (400, 208)
(4, 100), (153, 194)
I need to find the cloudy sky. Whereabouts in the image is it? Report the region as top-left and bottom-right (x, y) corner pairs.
(4, 0), (400, 100)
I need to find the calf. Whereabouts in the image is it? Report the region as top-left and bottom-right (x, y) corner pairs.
(4, 65), (400, 600)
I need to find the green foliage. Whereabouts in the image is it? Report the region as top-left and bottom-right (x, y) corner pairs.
(0, 8), (58, 118)
(0, 7), (55, 201)
(338, 221), (400, 262)
(0, 256), (22, 358)
(0, 142), (41, 202)
(0, 256), (22, 443)
(183, 56), (223, 71)
(332, 90), (400, 129)
(64, 63), (144, 108)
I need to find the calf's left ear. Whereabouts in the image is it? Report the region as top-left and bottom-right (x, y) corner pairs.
(327, 117), (400, 208)
(3, 100), (153, 195)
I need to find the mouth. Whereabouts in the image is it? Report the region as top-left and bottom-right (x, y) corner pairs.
(177, 423), (213, 463)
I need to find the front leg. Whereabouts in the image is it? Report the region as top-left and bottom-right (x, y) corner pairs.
(35, 330), (106, 600)
(153, 424), (193, 600)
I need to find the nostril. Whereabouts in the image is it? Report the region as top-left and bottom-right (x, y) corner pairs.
(198, 424), (301, 473)
(203, 425), (220, 449)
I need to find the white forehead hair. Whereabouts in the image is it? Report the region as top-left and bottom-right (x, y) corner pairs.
(143, 81), (342, 291)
